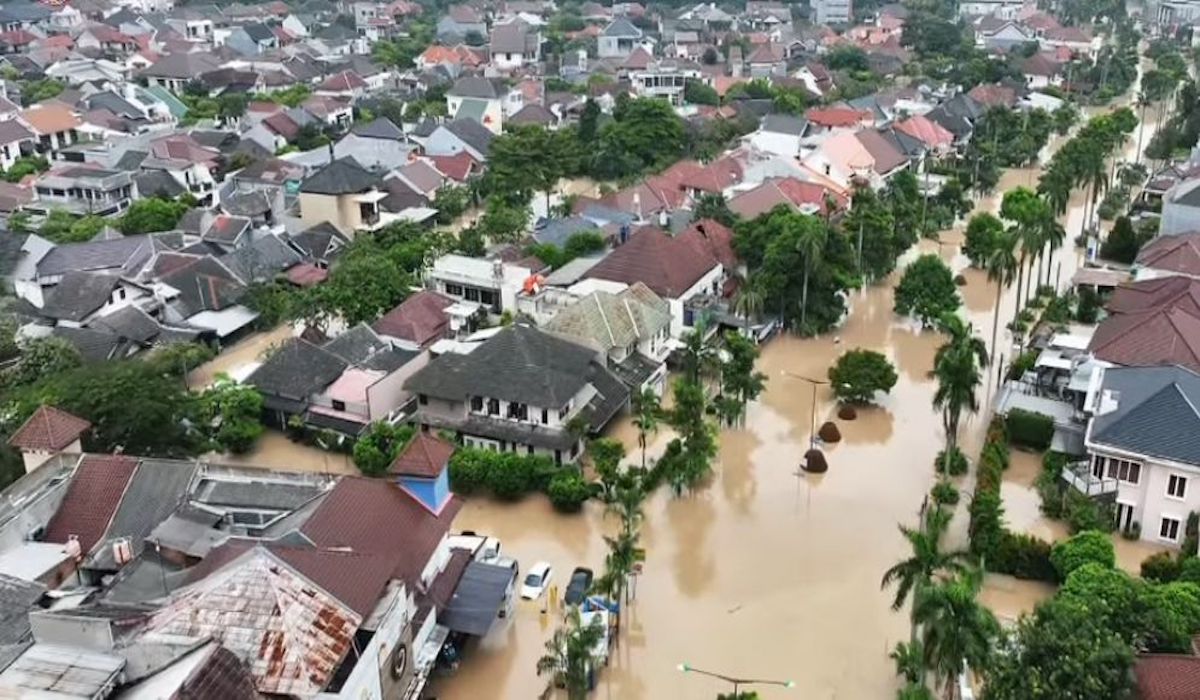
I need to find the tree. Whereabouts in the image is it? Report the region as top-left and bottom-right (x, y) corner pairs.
(881, 507), (970, 659)
(592, 97), (686, 180)
(352, 422), (413, 476)
(1050, 530), (1116, 580)
(998, 187), (1045, 317)
(195, 375), (263, 453)
(932, 315), (988, 466)
(577, 98), (600, 145)
(2, 336), (81, 388)
(717, 331), (766, 426)
(433, 185), (470, 225)
(985, 230), (1019, 364)
(683, 79), (719, 106)
(631, 388), (661, 470)
(913, 568), (998, 700)
(317, 245), (412, 326)
(1100, 215), (1147, 264)
(486, 125), (577, 209)
(2, 155), (48, 183)
(38, 210), (105, 243)
(963, 212), (1005, 268)
(217, 92), (248, 124)
(792, 213), (828, 331)
(828, 348), (897, 404)
(894, 254), (960, 327)
(536, 607), (606, 700)
(119, 197), (190, 234)
(664, 377), (716, 493)
(693, 193), (737, 227)
(477, 196), (529, 243)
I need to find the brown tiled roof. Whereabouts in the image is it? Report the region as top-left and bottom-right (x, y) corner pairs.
(1090, 306), (1200, 372)
(1137, 233), (1200, 278)
(390, 432), (455, 478)
(805, 107), (868, 128)
(1107, 277), (1200, 317)
(43, 454), (138, 554)
(8, 405), (90, 452)
(967, 83), (1018, 108)
(300, 477), (462, 583)
(1136, 654), (1200, 700)
(856, 128), (909, 174)
(585, 226), (722, 298)
(373, 290), (454, 347)
(678, 218), (737, 271)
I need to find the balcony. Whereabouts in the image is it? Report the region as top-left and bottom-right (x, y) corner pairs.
(1061, 461), (1118, 498)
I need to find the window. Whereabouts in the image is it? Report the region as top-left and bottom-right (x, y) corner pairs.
(1168, 474), (1188, 500)
(465, 288), (481, 302)
(470, 396), (483, 412)
(1104, 457), (1141, 485)
(541, 408), (548, 424)
(331, 399), (346, 411)
(1161, 516), (1182, 541)
(487, 398), (500, 415)
(527, 445), (534, 455)
(445, 283), (464, 297)
(419, 394), (428, 406)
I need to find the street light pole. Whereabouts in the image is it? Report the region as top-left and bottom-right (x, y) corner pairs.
(677, 663), (795, 696)
(782, 371), (828, 450)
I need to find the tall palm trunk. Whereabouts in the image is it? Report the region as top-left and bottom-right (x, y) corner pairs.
(990, 282), (1002, 376)
(1136, 101), (1147, 165)
(1012, 253), (1025, 328)
(800, 259), (811, 329)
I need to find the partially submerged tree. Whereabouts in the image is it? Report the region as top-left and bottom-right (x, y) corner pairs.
(828, 349), (898, 405)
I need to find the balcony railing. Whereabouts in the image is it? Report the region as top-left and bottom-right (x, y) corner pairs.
(1061, 461), (1118, 498)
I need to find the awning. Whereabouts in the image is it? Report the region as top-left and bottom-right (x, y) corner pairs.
(441, 561), (515, 636)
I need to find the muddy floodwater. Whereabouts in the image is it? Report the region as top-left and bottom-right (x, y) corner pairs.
(427, 88), (1171, 698)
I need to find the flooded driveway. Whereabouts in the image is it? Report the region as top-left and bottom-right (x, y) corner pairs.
(428, 89), (1170, 698)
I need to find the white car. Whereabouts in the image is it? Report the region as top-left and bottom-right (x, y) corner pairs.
(521, 562), (553, 600)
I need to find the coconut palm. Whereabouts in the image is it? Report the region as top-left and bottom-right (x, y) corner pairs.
(985, 231), (1019, 367)
(792, 215), (828, 331)
(1037, 166), (1072, 218)
(1038, 212), (1066, 289)
(932, 315), (988, 464)
(913, 567), (999, 700)
(536, 608), (606, 700)
(733, 273), (766, 323)
(631, 388), (661, 470)
(680, 319), (718, 384)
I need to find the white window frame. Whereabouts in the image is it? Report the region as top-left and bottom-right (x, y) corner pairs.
(1101, 456), (1142, 486)
(1167, 474), (1188, 501)
(1160, 515), (1182, 543)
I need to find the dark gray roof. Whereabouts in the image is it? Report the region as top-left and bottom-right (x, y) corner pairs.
(508, 103), (556, 126)
(441, 561), (515, 636)
(444, 118), (495, 156)
(362, 346), (418, 373)
(533, 216), (599, 248)
(406, 323), (626, 409)
(411, 118), (438, 138)
(882, 126), (925, 158)
(134, 170), (186, 199)
(219, 235), (302, 283)
(299, 157), (381, 195)
(351, 117), (406, 140)
(88, 92), (141, 119)
(221, 190), (271, 217)
(91, 305), (169, 344)
(115, 148), (149, 171)
(762, 113), (808, 136)
(36, 234), (153, 279)
(603, 17), (641, 37)
(288, 221), (347, 261)
(0, 232), (28, 280)
(926, 105), (972, 139)
(0, 573), (43, 671)
(323, 324), (389, 365)
(1090, 365), (1200, 465)
(0, 3), (51, 23)
(448, 76), (504, 99)
(40, 271), (122, 322)
(0, 119), (32, 145)
(160, 256), (246, 315)
(246, 337), (347, 400)
(141, 52), (222, 79)
(88, 459), (197, 571)
(242, 23), (274, 43)
(51, 325), (130, 362)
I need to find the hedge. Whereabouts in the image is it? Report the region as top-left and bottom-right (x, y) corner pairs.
(1006, 408), (1055, 450)
(969, 417), (1056, 581)
(449, 447), (592, 512)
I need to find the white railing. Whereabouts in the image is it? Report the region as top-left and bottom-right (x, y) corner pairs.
(1061, 461), (1118, 497)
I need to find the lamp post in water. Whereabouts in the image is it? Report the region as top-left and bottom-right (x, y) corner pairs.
(676, 663), (795, 697)
(781, 371), (828, 459)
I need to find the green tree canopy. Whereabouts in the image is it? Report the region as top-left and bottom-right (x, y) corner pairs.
(119, 197), (191, 235)
(1050, 530), (1116, 580)
(894, 254), (960, 326)
(828, 348), (898, 404)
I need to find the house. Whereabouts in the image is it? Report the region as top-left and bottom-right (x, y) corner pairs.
(38, 270), (152, 328)
(543, 282), (672, 394)
(415, 43), (484, 74)
(745, 43), (785, 77)
(405, 323), (629, 462)
(446, 76), (510, 134)
(139, 52), (222, 93)
(1089, 278), (1200, 372)
(972, 17), (1035, 53)
(334, 117), (417, 169)
(893, 114), (955, 156)
(6, 405), (89, 474)
(1134, 654), (1200, 700)
(1078, 365), (1200, 546)
(298, 158), (387, 236)
(630, 59), (703, 106)
(744, 113), (810, 158)
(727, 177), (846, 219)
(424, 118), (495, 161)
(246, 337), (349, 429)
(0, 118), (32, 171)
(32, 166), (133, 215)
(1040, 25), (1099, 60)
(226, 22), (279, 55)
(1160, 177), (1200, 237)
(1136, 232), (1200, 281)
(489, 19), (540, 71)
(583, 222), (732, 336)
(812, 0), (852, 25)
(164, 9), (214, 42)
(374, 289), (461, 350)
(437, 5), (486, 41)
(598, 17), (644, 58)
(19, 105), (81, 153)
(425, 253), (534, 317)
(1020, 51), (1064, 89)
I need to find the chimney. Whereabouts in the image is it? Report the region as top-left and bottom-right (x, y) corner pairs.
(633, 191), (642, 221)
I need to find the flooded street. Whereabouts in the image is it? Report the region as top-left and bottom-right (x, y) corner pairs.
(427, 88), (1172, 698)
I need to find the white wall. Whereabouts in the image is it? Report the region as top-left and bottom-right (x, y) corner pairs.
(669, 264), (723, 337)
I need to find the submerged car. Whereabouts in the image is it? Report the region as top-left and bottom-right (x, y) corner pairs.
(564, 567), (593, 606)
(521, 561), (553, 600)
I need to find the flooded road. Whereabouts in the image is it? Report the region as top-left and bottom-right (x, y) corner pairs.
(426, 83), (1170, 699)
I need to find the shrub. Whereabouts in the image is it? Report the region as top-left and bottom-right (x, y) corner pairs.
(1051, 530), (1116, 580)
(448, 448), (560, 501)
(935, 447), (968, 476)
(1077, 287), (1101, 323)
(1065, 492), (1116, 534)
(1121, 522), (1142, 540)
(546, 470), (592, 513)
(1142, 551), (1183, 583)
(1142, 581), (1200, 652)
(827, 349), (898, 404)
(931, 481), (960, 506)
(1006, 408), (1055, 450)
(1006, 349), (1038, 380)
(1178, 557), (1200, 584)
(994, 532), (1056, 581)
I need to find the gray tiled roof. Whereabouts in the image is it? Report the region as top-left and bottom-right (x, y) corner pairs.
(444, 118), (495, 157)
(299, 157), (381, 195)
(448, 75), (504, 99)
(351, 117), (405, 141)
(603, 17), (641, 37)
(36, 235), (153, 279)
(762, 113), (808, 136)
(89, 459), (198, 571)
(323, 324), (389, 365)
(40, 271), (121, 322)
(246, 337), (347, 400)
(1091, 365), (1200, 465)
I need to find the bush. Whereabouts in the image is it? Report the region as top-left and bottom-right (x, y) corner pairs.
(1006, 408), (1055, 450)
(1051, 530), (1116, 580)
(449, 448), (571, 502)
(893, 254), (961, 326)
(1006, 349), (1038, 380)
(1076, 286), (1101, 323)
(1142, 551), (1183, 583)
(931, 481), (960, 506)
(994, 531), (1057, 581)
(546, 470), (592, 512)
(352, 422), (413, 476)
(827, 348), (898, 404)
(1142, 581), (1200, 652)
(1065, 492), (1116, 534)
(1178, 557), (1200, 584)
(935, 447), (968, 476)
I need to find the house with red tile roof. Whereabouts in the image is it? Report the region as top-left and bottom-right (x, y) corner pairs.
(7, 405), (90, 473)
(316, 69), (369, 98)
(728, 177), (847, 220)
(805, 106), (871, 131)
(1135, 232), (1200, 282)
(374, 290), (458, 350)
(1090, 298), (1200, 372)
(1020, 51), (1064, 89)
(893, 115), (955, 154)
(42, 454), (138, 558)
(967, 83), (1020, 110)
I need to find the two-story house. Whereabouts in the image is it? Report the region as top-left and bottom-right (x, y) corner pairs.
(425, 253), (534, 318)
(32, 166), (133, 215)
(1078, 365), (1200, 548)
(298, 158), (387, 236)
(489, 18), (540, 71)
(598, 17), (644, 58)
(445, 76), (511, 134)
(405, 323), (630, 463)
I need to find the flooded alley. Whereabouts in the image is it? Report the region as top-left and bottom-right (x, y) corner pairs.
(427, 89), (1170, 698)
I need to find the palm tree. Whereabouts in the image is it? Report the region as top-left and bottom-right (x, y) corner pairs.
(733, 273), (765, 323)
(1135, 91), (1150, 166)
(984, 231), (1019, 368)
(1018, 217), (1044, 308)
(631, 388), (661, 470)
(792, 216), (828, 331)
(932, 315), (988, 464)
(913, 568), (999, 700)
(881, 507), (970, 659)
(1038, 213), (1066, 289)
(536, 608), (606, 700)
(680, 320), (718, 384)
